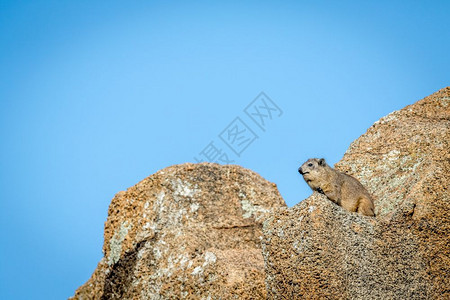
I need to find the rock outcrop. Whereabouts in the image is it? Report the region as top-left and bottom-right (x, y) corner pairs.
(73, 87), (449, 299)
(262, 87), (450, 299)
(71, 163), (286, 299)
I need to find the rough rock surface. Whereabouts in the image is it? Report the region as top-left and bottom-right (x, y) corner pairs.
(263, 87), (450, 299)
(71, 163), (286, 299)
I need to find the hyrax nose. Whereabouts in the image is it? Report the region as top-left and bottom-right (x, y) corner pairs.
(298, 167), (304, 175)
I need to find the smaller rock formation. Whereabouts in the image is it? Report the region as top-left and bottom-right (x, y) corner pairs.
(71, 163), (286, 299)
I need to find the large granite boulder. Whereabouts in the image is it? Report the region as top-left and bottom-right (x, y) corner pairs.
(262, 87), (450, 299)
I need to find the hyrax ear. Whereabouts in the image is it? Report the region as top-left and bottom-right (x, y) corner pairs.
(318, 158), (326, 166)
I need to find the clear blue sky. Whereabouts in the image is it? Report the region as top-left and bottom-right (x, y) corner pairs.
(0, 1), (448, 299)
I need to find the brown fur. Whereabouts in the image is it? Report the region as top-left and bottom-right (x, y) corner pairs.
(299, 158), (375, 217)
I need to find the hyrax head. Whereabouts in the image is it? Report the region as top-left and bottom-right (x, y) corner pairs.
(298, 158), (327, 181)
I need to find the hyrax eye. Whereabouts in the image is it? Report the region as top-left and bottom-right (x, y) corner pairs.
(308, 163), (313, 167)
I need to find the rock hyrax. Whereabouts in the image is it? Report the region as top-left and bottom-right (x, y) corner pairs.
(298, 158), (375, 217)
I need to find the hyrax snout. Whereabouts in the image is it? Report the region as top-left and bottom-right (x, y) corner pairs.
(299, 158), (375, 217)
